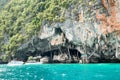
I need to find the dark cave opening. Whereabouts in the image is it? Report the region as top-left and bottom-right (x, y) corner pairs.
(39, 47), (81, 63)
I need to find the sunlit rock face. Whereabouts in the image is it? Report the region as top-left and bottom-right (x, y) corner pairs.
(95, 0), (120, 59)
(16, 0), (120, 63)
(39, 0), (101, 47)
(116, 0), (120, 23)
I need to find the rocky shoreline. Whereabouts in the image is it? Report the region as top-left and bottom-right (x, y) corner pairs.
(2, 45), (120, 64)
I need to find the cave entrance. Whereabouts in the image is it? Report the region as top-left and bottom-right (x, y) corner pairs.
(40, 47), (81, 63)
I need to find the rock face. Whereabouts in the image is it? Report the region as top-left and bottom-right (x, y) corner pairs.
(15, 0), (120, 63)
(40, 57), (49, 63)
(0, 59), (7, 64)
(53, 53), (68, 63)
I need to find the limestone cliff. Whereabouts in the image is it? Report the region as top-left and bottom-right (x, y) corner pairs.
(1, 0), (120, 63)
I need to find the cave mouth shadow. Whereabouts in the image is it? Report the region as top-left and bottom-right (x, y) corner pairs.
(39, 47), (81, 63)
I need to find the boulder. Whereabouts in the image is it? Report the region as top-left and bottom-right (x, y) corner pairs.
(40, 57), (49, 63)
(53, 53), (68, 63)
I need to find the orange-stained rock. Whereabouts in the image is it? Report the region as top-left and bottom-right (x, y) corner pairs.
(96, 0), (120, 35)
(78, 10), (84, 22)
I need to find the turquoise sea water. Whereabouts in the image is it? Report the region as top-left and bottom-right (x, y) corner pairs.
(0, 64), (120, 80)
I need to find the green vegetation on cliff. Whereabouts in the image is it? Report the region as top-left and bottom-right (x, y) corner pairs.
(0, 0), (76, 57)
(0, 0), (97, 61)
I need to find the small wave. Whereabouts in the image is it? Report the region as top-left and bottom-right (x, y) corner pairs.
(61, 73), (66, 77)
(0, 68), (7, 72)
(95, 74), (105, 77)
(53, 72), (57, 74)
(7, 64), (23, 67)
(25, 62), (43, 65)
(40, 78), (44, 80)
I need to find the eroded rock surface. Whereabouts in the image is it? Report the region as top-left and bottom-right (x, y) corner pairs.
(15, 0), (120, 63)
